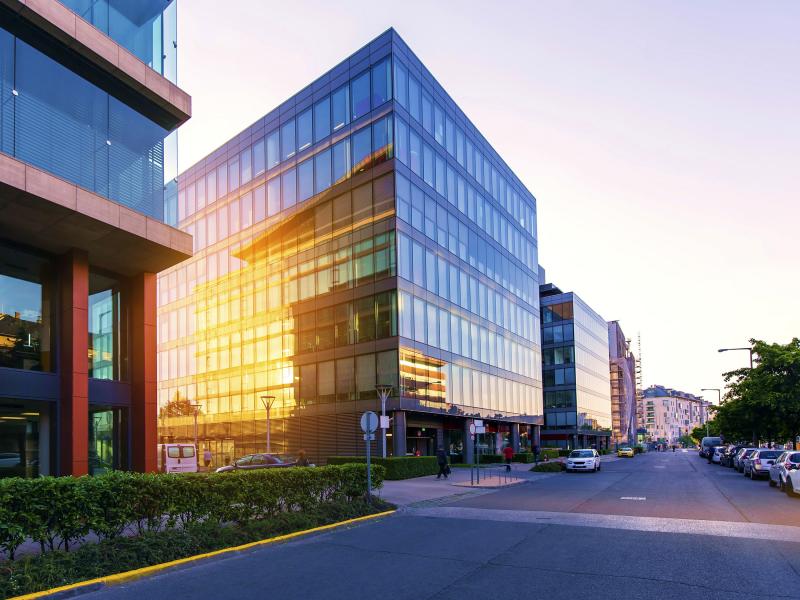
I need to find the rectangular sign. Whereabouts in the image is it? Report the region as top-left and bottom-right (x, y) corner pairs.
(475, 426), (486, 434)
(363, 433), (375, 441)
(379, 416), (391, 429)
(474, 420), (484, 427)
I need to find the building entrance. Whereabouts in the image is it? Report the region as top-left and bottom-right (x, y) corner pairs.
(406, 427), (435, 456)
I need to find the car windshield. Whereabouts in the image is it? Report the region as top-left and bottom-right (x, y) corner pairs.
(620, 447), (632, 451)
(745, 449), (758, 457)
(790, 453), (800, 463)
(757, 451), (781, 459)
(570, 450), (594, 458)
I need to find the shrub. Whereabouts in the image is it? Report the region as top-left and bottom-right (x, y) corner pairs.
(634, 446), (644, 454)
(539, 448), (560, 460)
(512, 453), (533, 463)
(558, 449), (572, 457)
(327, 456), (437, 479)
(0, 464), (383, 562)
(530, 462), (563, 472)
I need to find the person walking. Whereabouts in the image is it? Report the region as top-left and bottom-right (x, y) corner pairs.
(503, 444), (514, 472)
(203, 447), (212, 470)
(436, 446), (449, 479)
(296, 450), (310, 467)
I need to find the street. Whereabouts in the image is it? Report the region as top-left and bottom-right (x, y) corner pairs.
(80, 451), (800, 599)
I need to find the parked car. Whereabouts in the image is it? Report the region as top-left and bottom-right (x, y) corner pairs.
(215, 453), (296, 473)
(734, 448), (757, 472)
(617, 447), (635, 458)
(743, 449), (782, 479)
(158, 443), (198, 474)
(769, 451), (800, 490)
(786, 464), (800, 498)
(722, 445), (746, 468)
(711, 446), (725, 464)
(565, 449), (601, 472)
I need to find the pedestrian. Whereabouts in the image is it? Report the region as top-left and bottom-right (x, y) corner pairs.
(503, 444), (514, 472)
(296, 449), (310, 467)
(436, 446), (449, 479)
(203, 447), (212, 469)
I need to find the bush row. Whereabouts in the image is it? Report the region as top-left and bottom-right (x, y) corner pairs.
(0, 498), (392, 599)
(539, 448), (562, 460)
(327, 456), (438, 479)
(0, 465), (383, 561)
(530, 462), (564, 473)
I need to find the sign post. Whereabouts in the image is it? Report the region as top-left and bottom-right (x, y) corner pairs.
(360, 411), (379, 503)
(474, 420), (484, 484)
(375, 385), (392, 458)
(469, 422), (476, 485)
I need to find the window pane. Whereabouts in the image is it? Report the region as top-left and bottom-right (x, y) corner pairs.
(254, 183), (266, 222)
(267, 177), (280, 216)
(240, 147), (252, 184)
(282, 168), (296, 209)
(422, 91), (432, 134)
(394, 60), (408, 108)
(351, 71), (371, 121)
(408, 75), (420, 121)
(332, 138), (350, 184)
(314, 148), (332, 193)
(371, 58), (391, 107)
(396, 117), (408, 165)
(352, 126), (372, 173)
(409, 129), (421, 176)
(297, 108), (312, 152)
(266, 130), (279, 169)
(253, 137), (265, 176)
(434, 104), (444, 145)
(298, 158), (314, 202)
(373, 115), (393, 164)
(314, 97), (331, 143)
(281, 119), (296, 160)
(331, 84), (349, 131)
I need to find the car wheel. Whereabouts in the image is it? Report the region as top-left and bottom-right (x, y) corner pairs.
(779, 477), (786, 491)
(769, 478), (777, 487)
(787, 477), (797, 498)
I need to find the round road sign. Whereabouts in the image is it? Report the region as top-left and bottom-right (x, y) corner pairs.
(360, 411), (379, 433)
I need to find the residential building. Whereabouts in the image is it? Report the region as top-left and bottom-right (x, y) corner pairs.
(0, 0), (191, 477)
(539, 282), (612, 450)
(640, 385), (708, 444)
(156, 29), (542, 466)
(608, 320), (637, 446)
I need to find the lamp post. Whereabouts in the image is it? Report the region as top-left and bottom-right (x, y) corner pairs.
(375, 385), (393, 458)
(260, 395), (276, 454)
(700, 389), (720, 438)
(718, 347), (754, 369)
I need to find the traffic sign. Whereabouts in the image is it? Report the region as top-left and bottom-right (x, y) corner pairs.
(360, 411), (378, 433)
(474, 420), (483, 427)
(379, 415), (391, 429)
(475, 426), (486, 434)
(363, 433), (375, 441)
(469, 423), (476, 435)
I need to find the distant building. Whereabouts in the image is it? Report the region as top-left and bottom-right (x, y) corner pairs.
(608, 321), (637, 446)
(539, 283), (612, 450)
(641, 385), (708, 444)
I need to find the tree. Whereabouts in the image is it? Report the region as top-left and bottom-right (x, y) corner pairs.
(161, 391), (199, 418)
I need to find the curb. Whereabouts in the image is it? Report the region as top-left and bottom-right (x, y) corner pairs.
(10, 510), (396, 600)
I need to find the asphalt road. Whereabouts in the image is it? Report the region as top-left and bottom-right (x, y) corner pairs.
(79, 451), (800, 600)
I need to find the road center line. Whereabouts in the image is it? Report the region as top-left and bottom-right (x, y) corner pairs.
(407, 506), (800, 543)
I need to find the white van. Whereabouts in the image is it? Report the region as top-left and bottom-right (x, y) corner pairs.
(158, 444), (198, 473)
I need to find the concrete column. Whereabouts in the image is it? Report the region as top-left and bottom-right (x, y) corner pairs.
(436, 427), (444, 451)
(463, 419), (474, 464)
(392, 410), (407, 457)
(58, 249), (89, 476)
(511, 425), (521, 452)
(129, 272), (158, 472)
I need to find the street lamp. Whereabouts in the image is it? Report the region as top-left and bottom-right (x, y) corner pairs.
(260, 395), (276, 454)
(700, 389), (720, 438)
(190, 403), (202, 452)
(718, 347), (754, 369)
(376, 385), (393, 458)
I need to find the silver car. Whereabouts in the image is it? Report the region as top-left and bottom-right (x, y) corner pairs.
(769, 451), (800, 490)
(734, 448), (757, 472)
(743, 449), (781, 479)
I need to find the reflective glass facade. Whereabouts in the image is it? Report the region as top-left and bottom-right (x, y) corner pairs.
(0, 26), (172, 220)
(158, 30), (542, 466)
(540, 288), (612, 450)
(59, 0), (178, 82)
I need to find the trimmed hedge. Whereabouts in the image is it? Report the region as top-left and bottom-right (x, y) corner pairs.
(530, 462), (564, 472)
(513, 452), (534, 463)
(327, 456), (437, 480)
(539, 448), (561, 460)
(0, 498), (392, 598)
(0, 465), (383, 561)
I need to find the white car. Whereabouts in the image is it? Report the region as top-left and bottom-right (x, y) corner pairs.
(784, 459), (800, 498)
(769, 451), (800, 490)
(565, 449), (601, 472)
(711, 446), (725, 464)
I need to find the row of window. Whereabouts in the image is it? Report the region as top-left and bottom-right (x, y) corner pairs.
(185, 115), (393, 252)
(398, 291), (538, 380)
(542, 302), (574, 323)
(159, 230), (396, 349)
(397, 232), (537, 343)
(542, 323), (575, 345)
(542, 346), (575, 367)
(396, 170), (537, 307)
(545, 390), (577, 409)
(179, 59), (392, 220)
(395, 116), (536, 276)
(543, 366), (576, 388)
(393, 59), (534, 238)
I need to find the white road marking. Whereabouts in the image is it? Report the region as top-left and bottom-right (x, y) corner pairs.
(620, 496), (647, 501)
(655, 466), (666, 469)
(408, 507), (800, 543)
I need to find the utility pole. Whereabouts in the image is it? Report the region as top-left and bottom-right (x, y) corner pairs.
(260, 395), (276, 454)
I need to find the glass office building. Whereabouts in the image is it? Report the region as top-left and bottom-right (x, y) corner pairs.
(0, 0), (190, 477)
(157, 29), (542, 466)
(539, 283), (612, 450)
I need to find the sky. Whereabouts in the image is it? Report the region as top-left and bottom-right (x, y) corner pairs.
(176, 0), (800, 402)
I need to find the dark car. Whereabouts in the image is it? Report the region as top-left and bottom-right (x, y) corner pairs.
(215, 453), (296, 473)
(722, 445), (747, 468)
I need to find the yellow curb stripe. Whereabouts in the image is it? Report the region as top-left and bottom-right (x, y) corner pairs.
(11, 509), (396, 600)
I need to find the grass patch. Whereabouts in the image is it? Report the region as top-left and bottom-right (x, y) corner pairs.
(0, 498), (393, 598)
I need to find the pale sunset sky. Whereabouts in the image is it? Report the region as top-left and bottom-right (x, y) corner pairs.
(176, 1), (800, 402)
